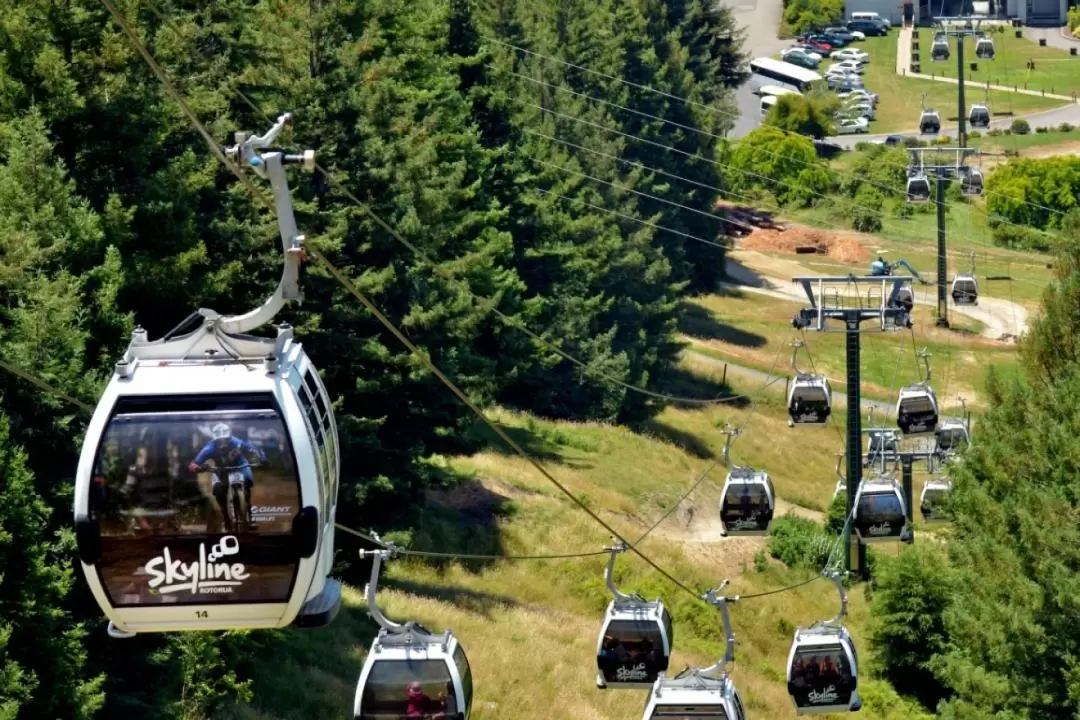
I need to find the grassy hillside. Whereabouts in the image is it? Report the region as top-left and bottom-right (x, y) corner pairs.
(223, 363), (942, 720)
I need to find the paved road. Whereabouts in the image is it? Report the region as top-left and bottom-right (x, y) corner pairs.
(1025, 25), (1080, 51)
(727, 0), (790, 138)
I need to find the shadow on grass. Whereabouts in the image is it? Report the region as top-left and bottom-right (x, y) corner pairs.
(654, 365), (752, 410)
(384, 577), (526, 619)
(678, 303), (768, 348)
(469, 420), (566, 463)
(636, 418), (716, 460)
(405, 479), (516, 574)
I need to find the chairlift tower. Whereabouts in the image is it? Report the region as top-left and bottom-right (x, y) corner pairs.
(791, 276), (914, 579)
(934, 17), (986, 148)
(906, 146), (979, 328)
(862, 433), (944, 530)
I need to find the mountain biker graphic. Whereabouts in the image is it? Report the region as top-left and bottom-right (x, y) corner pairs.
(188, 422), (267, 529)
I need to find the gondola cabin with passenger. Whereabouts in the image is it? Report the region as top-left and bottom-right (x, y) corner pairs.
(719, 469), (775, 536)
(786, 573), (862, 716)
(853, 477), (908, 543)
(596, 544), (674, 689)
(788, 373), (832, 425)
(73, 115), (341, 638)
(354, 548), (472, 720)
(896, 383), (939, 435)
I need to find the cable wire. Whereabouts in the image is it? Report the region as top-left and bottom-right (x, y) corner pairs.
(99, 0), (716, 607)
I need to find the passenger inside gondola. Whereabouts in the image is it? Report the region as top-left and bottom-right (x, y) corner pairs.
(598, 620), (664, 683)
(790, 646), (854, 698)
(359, 660), (462, 719)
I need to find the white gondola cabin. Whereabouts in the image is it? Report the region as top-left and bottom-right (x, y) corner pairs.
(907, 172), (931, 203)
(597, 546), (674, 690)
(786, 574), (861, 715)
(853, 477), (908, 543)
(968, 103), (991, 129)
(354, 549), (472, 720)
(931, 35), (950, 60)
(951, 272), (978, 305)
(935, 421), (970, 454)
(719, 469), (776, 536)
(961, 167), (984, 196)
(920, 478), (953, 523)
(642, 592), (744, 720)
(788, 373), (833, 425)
(975, 36), (995, 59)
(919, 109), (941, 135)
(896, 384), (939, 435)
(73, 116), (341, 638)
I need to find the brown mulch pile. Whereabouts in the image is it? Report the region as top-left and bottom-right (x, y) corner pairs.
(741, 226), (869, 264)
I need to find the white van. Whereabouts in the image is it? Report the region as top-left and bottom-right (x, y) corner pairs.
(851, 11), (891, 29)
(755, 84), (802, 99)
(760, 95), (778, 116)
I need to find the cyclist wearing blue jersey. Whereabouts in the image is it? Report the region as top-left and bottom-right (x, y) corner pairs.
(188, 422), (267, 527)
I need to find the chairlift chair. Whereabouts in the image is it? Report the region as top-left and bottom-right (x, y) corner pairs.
(596, 545), (674, 690)
(935, 421), (970, 454)
(968, 103), (991, 129)
(353, 548), (473, 720)
(787, 341), (833, 426)
(718, 430), (776, 536)
(975, 36), (996, 59)
(73, 115), (342, 639)
(642, 591), (745, 720)
(853, 475), (909, 543)
(920, 478), (953, 523)
(919, 109), (941, 135)
(786, 573), (862, 715)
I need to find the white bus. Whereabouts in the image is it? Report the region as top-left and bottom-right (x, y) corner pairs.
(754, 84), (802, 99)
(748, 58), (822, 93)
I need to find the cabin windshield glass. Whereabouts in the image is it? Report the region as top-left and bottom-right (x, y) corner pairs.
(649, 708), (729, 719)
(600, 619), (666, 684)
(789, 643), (855, 708)
(92, 394), (300, 607)
(359, 659), (462, 720)
(901, 393), (935, 414)
(857, 490), (904, 523)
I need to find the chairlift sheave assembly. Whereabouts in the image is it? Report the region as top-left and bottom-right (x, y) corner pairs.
(853, 473), (909, 543)
(596, 543), (674, 690)
(73, 114), (342, 639)
(786, 572), (862, 715)
(787, 340), (832, 426)
(643, 587), (748, 720)
(896, 351), (939, 436)
(719, 428), (776, 536)
(354, 545), (473, 720)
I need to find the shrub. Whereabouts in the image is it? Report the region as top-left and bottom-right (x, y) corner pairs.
(851, 185), (885, 232)
(967, 130), (981, 139)
(1035, 125), (1048, 134)
(991, 222), (1053, 251)
(1011, 118), (1031, 135)
(1059, 122), (1075, 132)
(987, 128), (1003, 136)
(767, 515), (836, 569)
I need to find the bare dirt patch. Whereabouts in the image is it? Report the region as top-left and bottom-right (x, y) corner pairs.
(1020, 140), (1080, 159)
(740, 226), (870, 265)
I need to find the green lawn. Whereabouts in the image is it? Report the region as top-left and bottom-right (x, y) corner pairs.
(914, 28), (1080, 98)
(847, 34), (1064, 133)
(971, 127), (1080, 151)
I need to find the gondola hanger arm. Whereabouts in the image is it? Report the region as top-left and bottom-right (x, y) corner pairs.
(721, 426), (745, 473)
(218, 113), (315, 335)
(699, 582), (738, 676)
(358, 541), (405, 632)
(603, 540), (642, 603)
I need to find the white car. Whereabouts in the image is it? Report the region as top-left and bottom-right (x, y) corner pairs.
(848, 30), (867, 40)
(835, 117), (870, 134)
(784, 46), (822, 62)
(828, 60), (865, 75)
(831, 48), (870, 63)
(837, 88), (879, 105)
(826, 73), (864, 90)
(842, 101), (876, 120)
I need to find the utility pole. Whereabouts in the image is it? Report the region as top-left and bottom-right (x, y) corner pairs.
(908, 146), (978, 329)
(792, 276), (914, 580)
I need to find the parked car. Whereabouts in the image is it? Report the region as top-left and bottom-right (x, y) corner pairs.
(802, 36), (834, 51)
(828, 60), (865, 75)
(781, 50), (820, 69)
(826, 73), (864, 90)
(818, 32), (851, 47)
(823, 27), (858, 44)
(788, 45), (824, 61)
(846, 19), (888, 36)
(831, 48), (870, 63)
(883, 134), (911, 146)
(841, 101), (876, 120)
(836, 88), (879, 105)
(835, 117), (870, 134)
